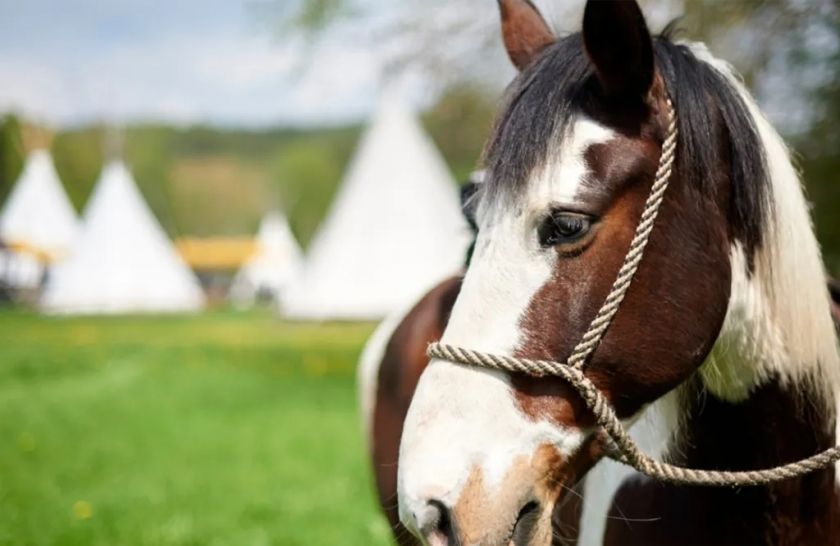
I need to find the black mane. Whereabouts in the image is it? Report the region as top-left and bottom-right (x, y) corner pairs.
(482, 31), (770, 257)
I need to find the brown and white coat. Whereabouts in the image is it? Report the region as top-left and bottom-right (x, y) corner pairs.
(361, 1), (840, 544)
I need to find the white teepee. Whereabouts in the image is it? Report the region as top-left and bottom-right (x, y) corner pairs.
(0, 150), (79, 289)
(286, 93), (470, 320)
(0, 150), (79, 256)
(229, 211), (303, 307)
(0, 150), (79, 288)
(41, 160), (204, 314)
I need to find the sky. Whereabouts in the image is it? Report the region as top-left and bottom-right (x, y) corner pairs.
(0, 0), (386, 127)
(0, 0), (824, 132)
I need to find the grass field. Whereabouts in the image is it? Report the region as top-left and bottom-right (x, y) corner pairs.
(0, 310), (393, 546)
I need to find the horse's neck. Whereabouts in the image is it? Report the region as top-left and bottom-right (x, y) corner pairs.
(675, 375), (836, 479)
(664, 375), (840, 543)
(602, 376), (840, 545)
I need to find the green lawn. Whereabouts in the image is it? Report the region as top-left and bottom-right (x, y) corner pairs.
(0, 310), (393, 546)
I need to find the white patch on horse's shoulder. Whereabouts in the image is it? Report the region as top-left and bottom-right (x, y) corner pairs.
(358, 306), (408, 450)
(577, 390), (681, 545)
(699, 243), (778, 401)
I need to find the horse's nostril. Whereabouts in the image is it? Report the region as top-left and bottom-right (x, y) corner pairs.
(511, 501), (541, 545)
(421, 499), (455, 545)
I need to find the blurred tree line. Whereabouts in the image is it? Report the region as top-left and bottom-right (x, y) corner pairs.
(0, 115), (24, 204)
(0, 85), (496, 250)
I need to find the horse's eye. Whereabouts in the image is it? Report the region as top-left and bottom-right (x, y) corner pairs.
(538, 212), (592, 248)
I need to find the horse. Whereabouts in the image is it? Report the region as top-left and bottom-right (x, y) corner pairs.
(363, 274), (840, 544)
(362, 1), (840, 544)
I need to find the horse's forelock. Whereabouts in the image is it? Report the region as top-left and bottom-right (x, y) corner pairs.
(483, 33), (772, 264)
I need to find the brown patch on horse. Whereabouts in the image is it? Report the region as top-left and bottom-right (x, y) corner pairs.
(499, 0), (555, 71)
(514, 119), (731, 424)
(451, 456), (535, 545)
(446, 440), (601, 544)
(604, 377), (840, 546)
(371, 276), (461, 545)
(450, 445), (569, 545)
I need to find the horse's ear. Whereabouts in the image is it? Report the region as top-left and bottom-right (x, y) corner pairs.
(498, 0), (555, 71)
(583, 0), (654, 99)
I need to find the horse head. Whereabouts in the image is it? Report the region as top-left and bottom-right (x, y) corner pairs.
(397, 1), (839, 545)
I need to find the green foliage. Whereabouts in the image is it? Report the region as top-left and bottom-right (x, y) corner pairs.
(0, 310), (389, 546)
(124, 126), (179, 233)
(285, 0), (346, 32)
(52, 127), (105, 213)
(805, 155), (840, 275)
(422, 85), (497, 182)
(792, 8), (840, 274)
(0, 114), (24, 204)
(272, 128), (358, 247)
(47, 124), (363, 244)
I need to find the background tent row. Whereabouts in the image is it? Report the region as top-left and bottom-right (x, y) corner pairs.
(0, 152), (204, 313)
(0, 92), (470, 319)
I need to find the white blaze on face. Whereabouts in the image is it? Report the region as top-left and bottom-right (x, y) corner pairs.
(398, 118), (615, 536)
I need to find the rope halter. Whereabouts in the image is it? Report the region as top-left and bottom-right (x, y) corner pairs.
(427, 96), (840, 487)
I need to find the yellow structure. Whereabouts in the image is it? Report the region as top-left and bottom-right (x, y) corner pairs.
(175, 237), (258, 271)
(5, 241), (59, 263)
